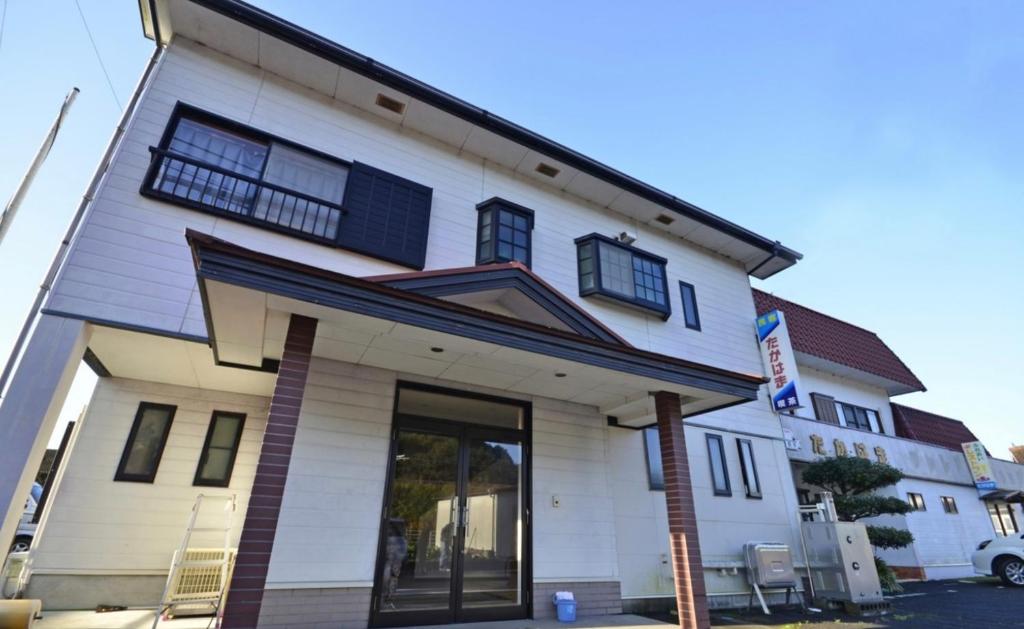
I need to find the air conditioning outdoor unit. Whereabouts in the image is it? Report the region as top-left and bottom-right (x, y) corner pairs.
(164, 548), (237, 618)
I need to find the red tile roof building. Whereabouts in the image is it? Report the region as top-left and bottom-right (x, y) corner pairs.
(890, 403), (981, 452)
(752, 288), (925, 394)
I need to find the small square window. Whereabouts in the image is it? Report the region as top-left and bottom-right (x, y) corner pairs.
(907, 492), (926, 511)
(941, 496), (958, 514)
(476, 198), (534, 267)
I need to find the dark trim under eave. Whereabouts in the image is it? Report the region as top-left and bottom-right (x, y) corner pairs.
(188, 231), (765, 400)
(156, 0), (802, 277)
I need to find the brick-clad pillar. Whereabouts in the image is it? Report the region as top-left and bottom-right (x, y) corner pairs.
(222, 315), (318, 628)
(654, 391), (710, 629)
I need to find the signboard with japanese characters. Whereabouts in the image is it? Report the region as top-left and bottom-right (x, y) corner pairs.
(756, 309), (804, 412)
(961, 441), (997, 491)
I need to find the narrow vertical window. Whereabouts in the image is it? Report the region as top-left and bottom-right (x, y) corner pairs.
(194, 411), (247, 487)
(678, 281), (701, 331)
(907, 492), (926, 511)
(736, 439), (762, 499)
(643, 427), (665, 490)
(476, 198), (533, 267)
(706, 434), (731, 496)
(115, 402), (177, 483)
(941, 496), (958, 514)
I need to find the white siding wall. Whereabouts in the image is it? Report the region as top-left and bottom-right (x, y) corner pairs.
(266, 359), (395, 588)
(608, 424), (802, 599)
(899, 478), (995, 579)
(796, 367), (895, 435)
(265, 359), (620, 589)
(31, 377), (268, 575)
(49, 38), (764, 376)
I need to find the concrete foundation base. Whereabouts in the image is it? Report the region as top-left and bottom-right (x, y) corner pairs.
(25, 574), (167, 610)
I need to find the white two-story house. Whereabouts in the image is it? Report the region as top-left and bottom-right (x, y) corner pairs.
(0, 1), (807, 628)
(753, 289), (1024, 581)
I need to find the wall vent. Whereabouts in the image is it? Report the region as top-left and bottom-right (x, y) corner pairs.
(375, 93), (406, 115)
(535, 162), (560, 178)
(654, 213), (676, 225)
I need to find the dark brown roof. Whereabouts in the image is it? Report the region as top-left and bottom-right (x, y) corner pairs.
(891, 403), (980, 451)
(752, 289), (925, 392)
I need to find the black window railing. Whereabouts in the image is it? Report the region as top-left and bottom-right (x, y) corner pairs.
(144, 147), (345, 243)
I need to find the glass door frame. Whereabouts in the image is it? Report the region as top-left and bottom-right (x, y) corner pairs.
(369, 382), (533, 627)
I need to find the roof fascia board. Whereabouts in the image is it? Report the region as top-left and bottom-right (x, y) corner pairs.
(188, 232), (764, 399)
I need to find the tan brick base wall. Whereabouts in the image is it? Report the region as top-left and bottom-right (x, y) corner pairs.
(532, 581), (623, 619)
(257, 587), (372, 629)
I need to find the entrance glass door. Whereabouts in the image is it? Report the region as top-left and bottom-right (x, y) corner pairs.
(371, 385), (530, 627)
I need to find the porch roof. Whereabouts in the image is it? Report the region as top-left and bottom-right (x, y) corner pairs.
(186, 230), (766, 423)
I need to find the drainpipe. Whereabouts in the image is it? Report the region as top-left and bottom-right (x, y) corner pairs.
(0, 45), (166, 398)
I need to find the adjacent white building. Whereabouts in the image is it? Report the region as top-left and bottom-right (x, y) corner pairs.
(753, 289), (1024, 581)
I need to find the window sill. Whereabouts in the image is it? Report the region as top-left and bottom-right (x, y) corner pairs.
(581, 287), (671, 320)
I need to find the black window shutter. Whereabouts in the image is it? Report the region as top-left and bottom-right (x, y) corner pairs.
(810, 392), (840, 425)
(339, 162), (433, 269)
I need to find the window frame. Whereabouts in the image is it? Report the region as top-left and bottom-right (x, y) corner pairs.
(475, 198), (535, 268)
(193, 411), (247, 488)
(833, 401), (883, 434)
(705, 433), (732, 497)
(114, 402), (178, 483)
(940, 496), (958, 514)
(643, 427), (665, 491)
(736, 438), (762, 499)
(574, 233), (671, 319)
(678, 281), (701, 331)
(907, 492), (926, 511)
(142, 102), (354, 247)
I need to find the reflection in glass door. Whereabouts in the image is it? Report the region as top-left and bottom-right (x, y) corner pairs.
(461, 437), (522, 610)
(379, 429), (460, 614)
(372, 385), (530, 627)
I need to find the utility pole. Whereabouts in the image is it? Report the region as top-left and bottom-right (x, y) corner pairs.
(0, 87), (80, 245)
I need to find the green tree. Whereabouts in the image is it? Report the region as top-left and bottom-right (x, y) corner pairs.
(801, 456), (914, 591)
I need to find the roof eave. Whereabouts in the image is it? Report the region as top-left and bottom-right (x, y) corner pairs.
(144, 0), (803, 278)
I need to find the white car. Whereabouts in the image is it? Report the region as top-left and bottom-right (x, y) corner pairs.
(972, 533), (1024, 586)
(9, 483), (42, 553)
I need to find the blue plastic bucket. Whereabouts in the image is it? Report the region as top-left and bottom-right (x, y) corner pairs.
(553, 597), (577, 622)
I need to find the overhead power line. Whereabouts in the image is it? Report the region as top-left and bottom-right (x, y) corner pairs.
(73, 0), (122, 111)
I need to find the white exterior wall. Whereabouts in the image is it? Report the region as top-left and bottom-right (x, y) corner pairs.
(47, 38), (765, 378)
(608, 421), (803, 600)
(782, 412), (1013, 576)
(31, 377), (269, 575)
(265, 359), (620, 590)
(898, 477), (995, 579)
(797, 367), (895, 435)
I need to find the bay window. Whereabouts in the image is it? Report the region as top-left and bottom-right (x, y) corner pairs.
(575, 233), (670, 318)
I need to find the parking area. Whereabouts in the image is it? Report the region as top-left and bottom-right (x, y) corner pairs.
(707, 578), (1024, 628)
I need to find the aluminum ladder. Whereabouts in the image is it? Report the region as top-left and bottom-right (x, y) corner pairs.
(152, 494), (237, 629)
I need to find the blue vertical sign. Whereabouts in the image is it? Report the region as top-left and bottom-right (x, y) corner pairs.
(756, 310), (804, 412)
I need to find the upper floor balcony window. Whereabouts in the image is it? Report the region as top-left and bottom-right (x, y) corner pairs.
(476, 198), (534, 267)
(142, 104), (433, 269)
(809, 392), (882, 433)
(575, 233), (670, 319)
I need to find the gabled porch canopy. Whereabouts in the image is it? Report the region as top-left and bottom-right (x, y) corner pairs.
(187, 230), (766, 424)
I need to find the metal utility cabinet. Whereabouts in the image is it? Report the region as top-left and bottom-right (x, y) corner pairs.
(802, 520), (883, 605)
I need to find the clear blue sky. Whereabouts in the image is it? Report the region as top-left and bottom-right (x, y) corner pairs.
(1, 1), (1021, 456)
